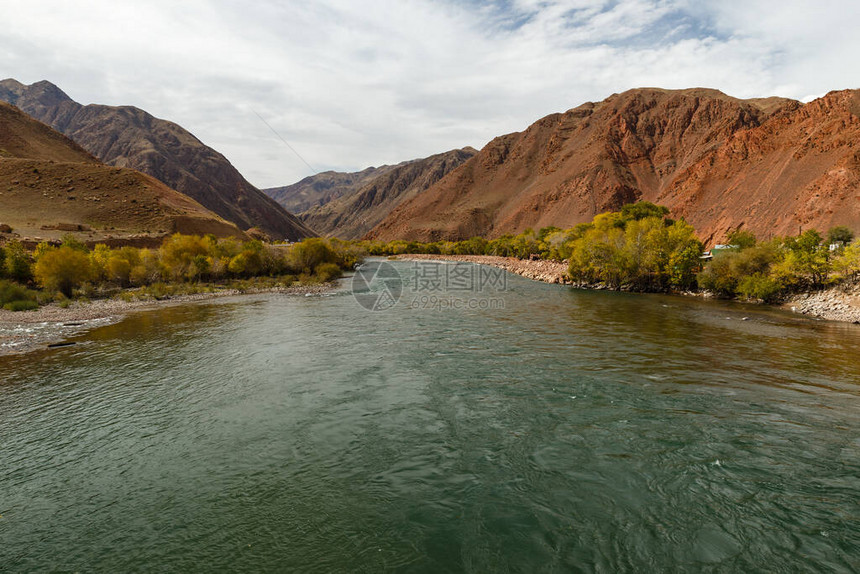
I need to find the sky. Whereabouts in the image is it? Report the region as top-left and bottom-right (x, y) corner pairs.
(2, 0), (859, 188)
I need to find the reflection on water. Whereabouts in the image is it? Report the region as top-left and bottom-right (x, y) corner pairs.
(1, 262), (859, 572)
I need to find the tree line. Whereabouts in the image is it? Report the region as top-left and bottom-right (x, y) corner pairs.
(0, 235), (361, 311)
(1, 202), (857, 311)
(355, 202), (858, 300)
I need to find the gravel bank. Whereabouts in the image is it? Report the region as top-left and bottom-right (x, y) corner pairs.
(784, 281), (860, 323)
(0, 282), (335, 355)
(398, 254), (571, 284)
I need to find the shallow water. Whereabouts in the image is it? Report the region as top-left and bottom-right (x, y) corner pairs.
(1, 260), (859, 572)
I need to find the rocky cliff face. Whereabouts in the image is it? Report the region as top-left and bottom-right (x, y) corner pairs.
(0, 79), (314, 241)
(301, 148), (477, 239)
(368, 88), (860, 244)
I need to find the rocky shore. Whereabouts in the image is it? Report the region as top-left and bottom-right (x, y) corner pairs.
(399, 254), (571, 284)
(398, 254), (860, 325)
(0, 282), (335, 355)
(784, 281), (860, 323)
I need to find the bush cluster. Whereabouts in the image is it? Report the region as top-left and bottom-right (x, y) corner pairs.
(698, 229), (858, 302)
(0, 234), (361, 309)
(565, 206), (703, 291)
(0, 280), (40, 311)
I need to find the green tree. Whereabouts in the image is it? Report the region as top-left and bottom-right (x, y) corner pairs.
(737, 273), (783, 303)
(537, 226), (561, 241)
(567, 208), (701, 291)
(60, 234), (88, 252)
(774, 230), (830, 288)
(827, 226), (854, 246)
(834, 242), (860, 280)
(620, 202), (669, 222)
(4, 241), (33, 282)
(698, 243), (779, 297)
(726, 230), (757, 250)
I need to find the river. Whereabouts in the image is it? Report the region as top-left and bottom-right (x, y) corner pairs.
(1, 259), (859, 572)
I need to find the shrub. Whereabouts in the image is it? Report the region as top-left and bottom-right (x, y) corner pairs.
(697, 254), (738, 296)
(727, 230), (757, 250)
(834, 242), (860, 280)
(315, 262), (343, 282)
(3, 241), (33, 282)
(0, 279), (40, 310)
(698, 243), (779, 297)
(33, 246), (92, 298)
(827, 226), (854, 246)
(289, 238), (337, 273)
(737, 273), (783, 303)
(160, 234), (213, 281)
(3, 300), (38, 312)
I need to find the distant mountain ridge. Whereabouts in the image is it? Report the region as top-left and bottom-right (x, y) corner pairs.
(0, 79), (314, 241)
(263, 164), (403, 214)
(367, 87), (860, 244)
(300, 148), (477, 239)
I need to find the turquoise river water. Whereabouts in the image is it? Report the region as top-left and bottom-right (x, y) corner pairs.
(1, 260), (859, 572)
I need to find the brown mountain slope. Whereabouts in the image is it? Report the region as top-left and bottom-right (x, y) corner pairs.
(659, 90), (860, 243)
(263, 165), (401, 214)
(0, 101), (94, 163)
(0, 101), (246, 245)
(301, 148), (477, 239)
(367, 88), (860, 244)
(0, 79), (314, 241)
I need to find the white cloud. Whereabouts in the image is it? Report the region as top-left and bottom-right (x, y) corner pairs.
(1, 0), (858, 188)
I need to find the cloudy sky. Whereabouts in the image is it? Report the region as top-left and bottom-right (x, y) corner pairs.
(2, 0), (858, 188)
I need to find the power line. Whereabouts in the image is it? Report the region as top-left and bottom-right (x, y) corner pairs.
(251, 109), (317, 175)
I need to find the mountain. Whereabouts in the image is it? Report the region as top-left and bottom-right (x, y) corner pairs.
(368, 88), (860, 245)
(300, 148), (477, 239)
(0, 101), (246, 246)
(0, 79), (314, 241)
(263, 165), (401, 214)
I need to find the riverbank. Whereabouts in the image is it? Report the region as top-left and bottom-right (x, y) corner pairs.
(784, 281), (860, 323)
(397, 254), (571, 284)
(0, 282), (336, 355)
(396, 254), (860, 325)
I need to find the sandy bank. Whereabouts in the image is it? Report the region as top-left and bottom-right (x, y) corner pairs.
(0, 282), (335, 355)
